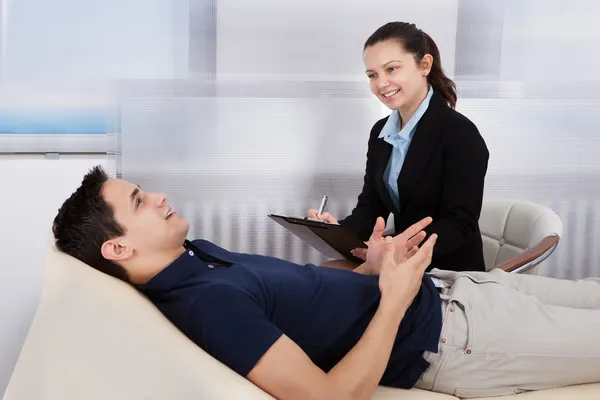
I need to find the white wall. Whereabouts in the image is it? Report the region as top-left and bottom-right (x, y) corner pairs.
(0, 155), (115, 396)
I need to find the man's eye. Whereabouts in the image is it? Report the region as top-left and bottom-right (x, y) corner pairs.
(136, 197), (143, 207)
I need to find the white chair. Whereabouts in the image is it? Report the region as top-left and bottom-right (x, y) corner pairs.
(385, 199), (563, 275)
(479, 199), (563, 275)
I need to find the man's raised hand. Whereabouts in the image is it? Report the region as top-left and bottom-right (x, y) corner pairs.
(378, 233), (438, 313)
(360, 216), (433, 274)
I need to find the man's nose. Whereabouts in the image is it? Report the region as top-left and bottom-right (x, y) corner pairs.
(155, 193), (167, 207)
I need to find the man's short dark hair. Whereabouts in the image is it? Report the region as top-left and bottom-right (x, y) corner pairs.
(52, 165), (130, 282)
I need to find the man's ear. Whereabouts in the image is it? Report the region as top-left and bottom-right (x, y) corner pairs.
(101, 238), (134, 262)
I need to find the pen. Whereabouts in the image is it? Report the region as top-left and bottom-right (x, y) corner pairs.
(317, 195), (328, 217)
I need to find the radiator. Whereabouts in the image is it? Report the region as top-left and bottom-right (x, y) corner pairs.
(175, 197), (600, 280)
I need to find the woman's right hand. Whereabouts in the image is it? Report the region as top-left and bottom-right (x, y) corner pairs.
(307, 209), (339, 224)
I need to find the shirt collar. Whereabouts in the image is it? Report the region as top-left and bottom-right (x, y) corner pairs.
(135, 240), (212, 295)
(378, 86), (434, 141)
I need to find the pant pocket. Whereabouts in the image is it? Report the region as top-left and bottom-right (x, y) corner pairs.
(430, 269), (504, 288)
(454, 387), (523, 398)
(440, 299), (470, 350)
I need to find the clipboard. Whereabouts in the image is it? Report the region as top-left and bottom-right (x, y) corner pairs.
(268, 214), (367, 262)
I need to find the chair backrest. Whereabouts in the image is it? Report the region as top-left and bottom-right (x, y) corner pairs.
(3, 235), (274, 400)
(478, 199), (563, 271)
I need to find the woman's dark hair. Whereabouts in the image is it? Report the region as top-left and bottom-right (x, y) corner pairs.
(364, 22), (457, 109)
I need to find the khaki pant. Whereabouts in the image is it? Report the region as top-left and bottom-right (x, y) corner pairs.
(415, 268), (600, 398)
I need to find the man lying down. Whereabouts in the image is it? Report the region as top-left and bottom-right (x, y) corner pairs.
(52, 166), (600, 400)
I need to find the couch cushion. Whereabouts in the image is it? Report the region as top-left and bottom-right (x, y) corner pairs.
(4, 237), (275, 400)
(9, 236), (595, 400)
(469, 383), (600, 399)
(373, 386), (458, 399)
(4, 237), (459, 400)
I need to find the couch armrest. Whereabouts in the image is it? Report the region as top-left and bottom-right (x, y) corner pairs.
(493, 235), (560, 274)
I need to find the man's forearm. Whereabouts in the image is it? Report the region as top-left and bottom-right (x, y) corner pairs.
(327, 299), (404, 400)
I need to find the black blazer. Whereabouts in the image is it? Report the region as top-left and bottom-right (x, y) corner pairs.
(339, 91), (489, 272)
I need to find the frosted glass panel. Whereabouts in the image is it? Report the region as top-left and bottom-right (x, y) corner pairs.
(119, 87), (385, 266)
(119, 0), (600, 279)
(500, 0), (600, 83)
(216, 0), (458, 80)
(119, 0), (459, 267)
(452, 0), (600, 278)
(456, 99), (600, 279)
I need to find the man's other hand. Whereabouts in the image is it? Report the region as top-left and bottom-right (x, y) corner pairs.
(361, 216), (432, 274)
(378, 232), (437, 312)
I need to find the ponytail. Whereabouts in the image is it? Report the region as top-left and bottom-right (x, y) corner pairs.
(422, 32), (457, 109)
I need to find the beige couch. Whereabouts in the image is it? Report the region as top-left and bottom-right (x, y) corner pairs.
(4, 236), (600, 400)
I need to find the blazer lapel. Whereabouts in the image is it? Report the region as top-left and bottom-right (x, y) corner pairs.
(396, 93), (444, 208)
(371, 134), (397, 214)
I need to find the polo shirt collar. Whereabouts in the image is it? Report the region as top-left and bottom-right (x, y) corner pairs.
(135, 240), (207, 295)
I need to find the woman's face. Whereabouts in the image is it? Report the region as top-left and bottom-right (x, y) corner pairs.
(363, 39), (430, 112)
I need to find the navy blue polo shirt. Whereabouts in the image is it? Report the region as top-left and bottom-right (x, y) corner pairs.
(136, 239), (442, 389)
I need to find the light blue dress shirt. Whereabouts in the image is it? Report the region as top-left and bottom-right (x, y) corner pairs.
(379, 86), (434, 212)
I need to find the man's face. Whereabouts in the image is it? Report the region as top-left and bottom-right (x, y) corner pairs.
(101, 178), (189, 264)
